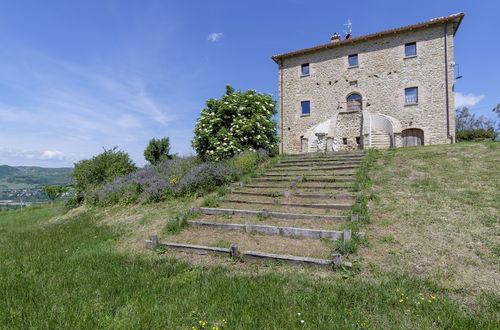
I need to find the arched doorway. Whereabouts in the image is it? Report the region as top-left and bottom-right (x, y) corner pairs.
(346, 93), (362, 111)
(402, 128), (424, 147)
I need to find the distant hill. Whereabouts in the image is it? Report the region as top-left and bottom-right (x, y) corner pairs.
(0, 165), (73, 190)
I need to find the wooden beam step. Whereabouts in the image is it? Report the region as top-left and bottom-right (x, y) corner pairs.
(188, 220), (364, 240)
(295, 185), (353, 190)
(223, 199), (352, 210)
(194, 206), (351, 221)
(263, 173), (354, 177)
(145, 239), (353, 268)
(253, 177), (354, 183)
(240, 184), (291, 189)
(273, 161), (361, 168)
(285, 151), (366, 158)
(279, 159), (363, 165)
(230, 191), (355, 200)
(266, 166), (358, 172)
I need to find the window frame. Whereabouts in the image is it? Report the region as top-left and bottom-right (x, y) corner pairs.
(348, 54), (358, 67)
(301, 100), (311, 116)
(301, 63), (310, 76)
(404, 87), (419, 105)
(404, 42), (417, 57)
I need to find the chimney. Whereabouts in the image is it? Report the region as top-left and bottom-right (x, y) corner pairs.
(330, 33), (340, 43)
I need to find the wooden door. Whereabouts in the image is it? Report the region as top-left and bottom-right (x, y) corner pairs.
(402, 129), (424, 147)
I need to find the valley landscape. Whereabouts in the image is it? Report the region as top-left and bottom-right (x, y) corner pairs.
(0, 165), (72, 210)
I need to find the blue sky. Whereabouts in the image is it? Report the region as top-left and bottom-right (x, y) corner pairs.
(0, 0), (498, 167)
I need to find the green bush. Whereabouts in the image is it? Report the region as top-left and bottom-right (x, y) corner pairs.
(71, 147), (137, 200)
(192, 85), (279, 161)
(229, 149), (269, 174)
(456, 129), (498, 142)
(201, 196), (220, 208)
(164, 216), (188, 235)
(144, 137), (173, 165)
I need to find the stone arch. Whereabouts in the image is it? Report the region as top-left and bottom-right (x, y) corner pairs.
(346, 92), (362, 111)
(402, 128), (424, 147)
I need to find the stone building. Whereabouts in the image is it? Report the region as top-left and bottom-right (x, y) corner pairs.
(272, 13), (464, 153)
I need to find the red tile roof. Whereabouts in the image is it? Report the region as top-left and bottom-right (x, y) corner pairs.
(272, 13), (464, 62)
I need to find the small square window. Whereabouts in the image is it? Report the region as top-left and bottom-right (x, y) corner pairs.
(342, 138), (348, 145)
(348, 54), (358, 67)
(405, 87), (418, 104)
(301, 63), (310, 76)
(405, 42), (416, 57)
(301, 101), (310, 115)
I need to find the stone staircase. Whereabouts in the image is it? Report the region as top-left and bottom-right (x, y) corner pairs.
(146, 151), (366, 268)
(370, 129), (391, 149)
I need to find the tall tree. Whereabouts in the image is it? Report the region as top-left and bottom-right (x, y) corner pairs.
(493, 104), (500, 131)
(455, 107), (495, 131)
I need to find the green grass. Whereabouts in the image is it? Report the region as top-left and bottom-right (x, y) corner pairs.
(361, 141), (500, 304)
(1, 143), (499, 328)
(0, 203), (497, 328)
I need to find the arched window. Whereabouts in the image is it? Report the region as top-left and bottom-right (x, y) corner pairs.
(346, 93), (362, 111)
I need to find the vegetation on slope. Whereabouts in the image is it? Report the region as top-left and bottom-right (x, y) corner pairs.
(0, 203), (497, 328)
(0, 141), (498, 328)
(0, 165), (72, 189)
(360, 141), (500, 301)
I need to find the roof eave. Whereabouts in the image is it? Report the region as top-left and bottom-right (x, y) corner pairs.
(272, 13), (465, 63)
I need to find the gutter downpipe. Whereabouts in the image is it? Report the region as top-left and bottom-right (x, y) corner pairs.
(444, 23), (451, 143)
(279, 59), (284, 154)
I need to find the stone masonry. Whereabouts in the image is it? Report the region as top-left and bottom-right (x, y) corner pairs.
(273, 13), (464, 153)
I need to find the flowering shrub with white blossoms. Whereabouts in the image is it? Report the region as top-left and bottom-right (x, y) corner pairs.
(192, 85), (278, 161)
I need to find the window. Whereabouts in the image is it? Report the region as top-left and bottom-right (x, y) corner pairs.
(342, 138), (348, 145)
(347, 93), (362, 111)
(348, 54), (358, 67)
(356, 137), (361, 145)
(301, 101), (310, 115)
(301, 63), (310, 76)
(405, 87), (418, 104)
(405, 42), (416, 57)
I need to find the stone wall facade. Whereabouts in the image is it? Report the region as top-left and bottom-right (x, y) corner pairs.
(276, 20), (459, 154)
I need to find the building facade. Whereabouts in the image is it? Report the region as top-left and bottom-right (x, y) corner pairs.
(272, 13), (464, 153)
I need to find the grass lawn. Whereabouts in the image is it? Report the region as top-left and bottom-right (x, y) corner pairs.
(0, 142), (499, 329)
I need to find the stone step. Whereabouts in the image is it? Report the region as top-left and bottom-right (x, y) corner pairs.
(194, 206), (352, 221)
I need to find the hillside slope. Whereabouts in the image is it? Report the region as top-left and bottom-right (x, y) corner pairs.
(0, 165), (72, 187)
(0, 142), (498, 328)
(360, 141), (499, 299)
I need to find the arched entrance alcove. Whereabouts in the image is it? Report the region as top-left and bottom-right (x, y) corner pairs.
(346, 93), (362, 111)
(402, 128), (424, 147)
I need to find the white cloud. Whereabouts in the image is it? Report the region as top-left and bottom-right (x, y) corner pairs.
(207, 32), (223, 42)
(0, 147), (78, 166)
(455, 92), (485, 108)
(40, 150), (65, 160)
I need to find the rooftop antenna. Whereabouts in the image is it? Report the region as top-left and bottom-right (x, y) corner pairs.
(343, 19), (352, 39)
